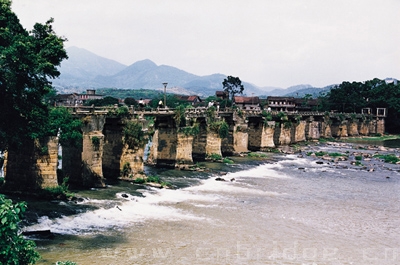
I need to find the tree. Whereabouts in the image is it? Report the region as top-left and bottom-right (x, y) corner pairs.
(222, 76), (244, 101)
(0, 0), (68, 151)
(0, 194), (41, 264)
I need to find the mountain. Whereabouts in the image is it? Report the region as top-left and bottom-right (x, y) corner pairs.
(53, 47), (127, 89)
(53, 46), (334, 97)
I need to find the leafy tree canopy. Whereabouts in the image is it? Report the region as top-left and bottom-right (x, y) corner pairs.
(0, 0), (68, 151)
(318, 78), (400, 133)
(222, 76), (244, 101)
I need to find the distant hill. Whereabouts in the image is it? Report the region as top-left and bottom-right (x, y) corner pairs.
(53, 46), (342, 97)
(52, 47), (277, 96)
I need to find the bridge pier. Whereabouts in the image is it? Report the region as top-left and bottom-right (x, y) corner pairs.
(4, 137), (59, 190)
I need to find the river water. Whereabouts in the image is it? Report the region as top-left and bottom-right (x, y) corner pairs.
(25, 152), (400, 265)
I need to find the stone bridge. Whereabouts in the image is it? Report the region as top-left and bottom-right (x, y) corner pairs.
(2, 106), (385, 190)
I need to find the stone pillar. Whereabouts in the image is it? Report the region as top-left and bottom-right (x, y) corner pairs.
(368, 120), (377, 134)
(80, 114), (106, 187)
(35, 136), (59, 188)
(156, 127), (178, 167)
(331, 121), (348, 138)
(358, 121), (370, 136)
(102, 118), (124, 179)
(62, 144), (82, 187)
(321, 122), (332, 138)
(175, 133), (194, 169)
(347, 121), (359, 136)
(120, 144), (145, 179)
(4, 137), (58, 190)
(192, 118), (207, 161)
(376, 118), (385, 135)
(276, 123), (292, 145)
(306, 121), (321, 140)
(292, 120), (306, 143)
(260, 122), (275, 150)
(233, 127), (249, 154)
(206, 131), (222, 157)
(82, 132), (105, 187)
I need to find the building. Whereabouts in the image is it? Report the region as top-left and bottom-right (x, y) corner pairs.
(215, 91), (229, 100)
(175, 95), (202, 106)
(266, 96), (296, 112)
(234, 96), (260, 110)
(55, 89), (104, 106)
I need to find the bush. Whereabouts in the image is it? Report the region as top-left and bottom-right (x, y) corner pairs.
(56, 261), (77, 265)
(0, 195), (41, 265)
(207, 153), (222, 161)
(223, 158), (234, 164)
(374, 154), (400, 164)
(355, 155), (362, 161)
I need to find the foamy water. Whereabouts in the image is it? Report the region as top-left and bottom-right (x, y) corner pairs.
(31, 156), (400, 265)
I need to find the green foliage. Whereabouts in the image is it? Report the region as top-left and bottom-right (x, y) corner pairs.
(48, 107), (83, 148)
(174, 105), (187, 127)
(121, 162), (131, 178)
(373, 154), (400, 164)
(91, 136), (100, 149)
(0, 177), (4, 187)
(146, 175), (161, 183)
(119, 106), (130, 117)
(179, 124), (200, 136)
(355, 155), (362, 161)
(0, 4), (68, 152)
(314, 151), (328, 156)
(223, 158), (234, 164)
(0, 194), (41, 265)
(209, 120), (229, 138)
(123, 121), (145, 148)
(329, 152), (346, 157)
(277, 112), (288, 121)
(133, 178), (146, 184)
(56, 261), (77, 265)
(207, 153), (222, 161)
(262, 110), (273, 122)
(124, 97), (137, 107)
(247, 152), (268, 158)
(222, 76), (244, 101)
(318, 78), (400, 133)
(41, 177), (73, 199)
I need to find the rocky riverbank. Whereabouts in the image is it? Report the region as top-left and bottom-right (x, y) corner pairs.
(294, 141), (400, 177)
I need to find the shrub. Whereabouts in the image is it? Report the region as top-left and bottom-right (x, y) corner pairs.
(355, 155), (362, 161)
(91, 136), (100, 149)
(223, 158), (234, 164)
(374, 154), (400, 164)
(56, 261), (78, 265)
(314, 151), (328, 157)
(207, 153), (222, 161)
(123, 121), (145, 148)
(0, 195), (41, 265)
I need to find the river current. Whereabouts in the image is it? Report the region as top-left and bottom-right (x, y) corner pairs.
(26, 152), (400, 265)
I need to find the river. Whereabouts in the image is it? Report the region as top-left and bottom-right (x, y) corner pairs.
(24, 145), (400, 265)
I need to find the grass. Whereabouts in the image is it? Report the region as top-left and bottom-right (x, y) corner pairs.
(223, 158), (234, 164)
(247, 152), (268, 158)
(373, 154), (400, 164)
(133, 175), (172, 188)
(306, 151), (347, 157)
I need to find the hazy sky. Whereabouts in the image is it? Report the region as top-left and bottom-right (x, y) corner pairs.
(11, 0), (400, 88)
